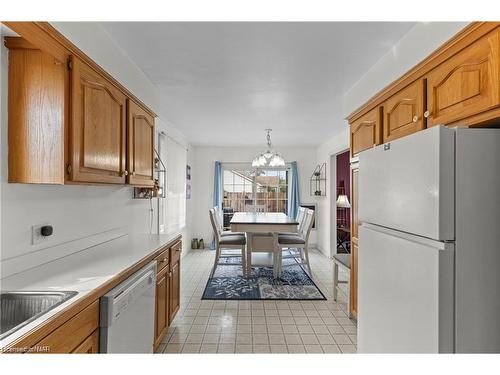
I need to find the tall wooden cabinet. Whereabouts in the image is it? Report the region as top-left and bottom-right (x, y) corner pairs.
(68, 57), (127, 184)
(349, 165), (359, 319)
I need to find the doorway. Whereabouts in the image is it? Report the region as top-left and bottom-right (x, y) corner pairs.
(329, 149), (351, 257)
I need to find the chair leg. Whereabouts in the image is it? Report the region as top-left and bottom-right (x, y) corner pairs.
(333, 262), (338, 301)
(246, 233), (252, 278)
(303, 245), (312, 276)
(241, 245), (247, 277)
(210, 244), (221, 277)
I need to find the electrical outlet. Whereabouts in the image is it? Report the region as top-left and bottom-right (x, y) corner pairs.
(159, 224), (165, 233)
(32, 224), (50, 245)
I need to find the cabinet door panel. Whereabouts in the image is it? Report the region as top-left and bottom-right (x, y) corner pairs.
(427, 29), (500, 126)
(169, 261), (180, 324)
(127, 100), (155, 186)
(154, 268), (169, 350)
(71, 330), (99, 353)
(69, 57), (127, 184)
(350, 106), (382, 157)
(384, 80), (425, 142)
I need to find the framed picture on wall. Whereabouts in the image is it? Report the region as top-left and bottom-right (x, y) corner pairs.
(299, 203), (316, 229)
(186, 165), (191, 180)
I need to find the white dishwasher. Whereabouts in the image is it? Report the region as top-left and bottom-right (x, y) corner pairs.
(100, 261), (156, 353)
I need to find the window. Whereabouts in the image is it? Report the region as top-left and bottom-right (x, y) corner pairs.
(222, 166), (289, 229)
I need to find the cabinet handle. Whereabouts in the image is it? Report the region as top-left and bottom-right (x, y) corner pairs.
(121, 170), (128, 177)
(162, 258), (168, 262)
(412, 115), (418, 123)
(169, 272), (172, 277)
(424, 110), (431, 118)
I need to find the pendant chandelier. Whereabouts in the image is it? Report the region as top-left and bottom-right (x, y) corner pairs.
(252, 129), (285, 168)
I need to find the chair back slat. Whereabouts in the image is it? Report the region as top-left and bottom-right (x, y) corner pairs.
(302, 209), (315, 242)
(296, 207), (306, 232)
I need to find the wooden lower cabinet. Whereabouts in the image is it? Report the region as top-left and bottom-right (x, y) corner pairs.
(350, 165), (359, 319)
(153, 241), (182, 350)
(169, 260), (180, 324)
(350, 240), (358, 319)
(154, 266), (170, 350)
(71, 330), (99, 353)
(35, 300), (99, 353)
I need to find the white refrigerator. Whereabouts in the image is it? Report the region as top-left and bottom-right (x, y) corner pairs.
(357, 125), (500, 353)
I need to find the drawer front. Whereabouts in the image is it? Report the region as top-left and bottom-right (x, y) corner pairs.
(426, 28), (500, 126)
(350, 106), (382, 157)
(36, 300), (99, 353)
(383, 80), (425, 142)
(170, 241), (182, 268)
(156, 247), (170, 273)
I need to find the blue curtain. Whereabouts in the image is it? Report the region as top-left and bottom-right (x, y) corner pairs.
(210, 161), (222, 250)
(288, 161), (300, 219)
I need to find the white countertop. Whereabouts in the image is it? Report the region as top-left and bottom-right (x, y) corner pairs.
(0, 232), (181, 349)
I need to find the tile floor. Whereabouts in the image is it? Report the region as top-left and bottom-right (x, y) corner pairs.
(156, 248), (357, 354)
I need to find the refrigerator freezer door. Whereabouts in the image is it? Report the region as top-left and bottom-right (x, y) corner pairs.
(359, 125), (455, 241)
(358, 224), (454, 353)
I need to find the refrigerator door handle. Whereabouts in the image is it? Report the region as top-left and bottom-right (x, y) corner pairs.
(361, 223), (454, 251)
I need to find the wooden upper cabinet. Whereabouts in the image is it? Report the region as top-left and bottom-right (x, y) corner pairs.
(350, 106), (382, 157)
(426, 29), (500, 127)
(127, 100), (155, 187)
(383, 80), (425, 142)
(6, 38), (67, 184)
(68, 57), (127, 184)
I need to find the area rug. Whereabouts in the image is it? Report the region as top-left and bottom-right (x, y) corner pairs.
(201, 252), (326, 300)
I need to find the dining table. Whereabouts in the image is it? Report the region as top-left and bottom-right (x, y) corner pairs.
(230, 212), (299, 278)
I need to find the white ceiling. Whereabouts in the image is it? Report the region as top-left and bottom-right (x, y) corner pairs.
(100, 22), (416, 146)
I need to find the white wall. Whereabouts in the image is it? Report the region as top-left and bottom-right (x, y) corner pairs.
(315, 128), (350, 256)
(189, 145), (318, 247)
(315, 22), (468, 257)
(0, 24), (189, 277)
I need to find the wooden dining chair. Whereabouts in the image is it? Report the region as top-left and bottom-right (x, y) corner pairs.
(213, 206), (243, 236)
(245, 204), (266, 213)
(209, 209), (247, 277)
(277, 208), (315, 276)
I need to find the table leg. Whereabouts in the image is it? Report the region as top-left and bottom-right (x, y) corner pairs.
(246, 232), (252, 278)
(273, 233), (280, 279)
(333, 262), (338, 301)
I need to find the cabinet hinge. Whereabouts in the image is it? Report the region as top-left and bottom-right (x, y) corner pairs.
(67, 60), (73, 70)
(66, 164), (72, 174)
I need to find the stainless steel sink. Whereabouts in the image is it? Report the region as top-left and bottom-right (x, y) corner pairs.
(0, 291), (78, 340)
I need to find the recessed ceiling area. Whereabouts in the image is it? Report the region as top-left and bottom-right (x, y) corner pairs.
(100, 22), (416, 146)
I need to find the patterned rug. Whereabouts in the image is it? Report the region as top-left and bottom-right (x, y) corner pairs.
(202, 252), (326, 300)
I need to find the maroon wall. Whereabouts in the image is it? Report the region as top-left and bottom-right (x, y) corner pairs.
(336, 150), (350, 227)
